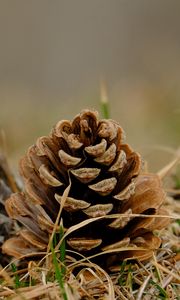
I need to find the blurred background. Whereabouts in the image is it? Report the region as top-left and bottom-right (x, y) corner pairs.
(0, 0), (179, 172)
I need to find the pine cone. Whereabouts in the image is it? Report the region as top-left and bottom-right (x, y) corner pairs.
(2, 110), (169, 268)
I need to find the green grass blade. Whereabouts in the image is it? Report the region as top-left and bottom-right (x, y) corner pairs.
(11, 263), (21, 289)
(173, 173), (180, 189)
(100, 80), (110, 119)
(59, 219), (66, 276)
(118, 261), (127, 286)
(149, 279), (168, 299)
(101, 102), (110, 119)
(127, 263), (133, 291)
(50, 241), (68, 300)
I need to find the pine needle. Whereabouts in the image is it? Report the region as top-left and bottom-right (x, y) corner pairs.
(50, 242), (67, 300)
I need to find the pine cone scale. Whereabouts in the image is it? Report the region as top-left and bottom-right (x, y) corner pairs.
(121, 187), (165, 214)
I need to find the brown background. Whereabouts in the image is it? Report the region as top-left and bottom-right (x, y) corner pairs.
(0, 0), (179, 171)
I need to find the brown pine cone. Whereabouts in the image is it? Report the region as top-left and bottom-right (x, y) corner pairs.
(2, 110), (169, 268)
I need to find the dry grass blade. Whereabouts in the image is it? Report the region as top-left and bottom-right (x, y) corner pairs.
(0, 281), (81, 300)
(56, 216), (102, 250)
(157, 148), (180, 179)
(165, 188), (180, 195)
(0, 265), (14, 286)
(5, 283), (59, 300)
(136, 274), (151, 300)
(74, 262), (115, 299)
(47, 179), (71, 256)
(56, 211), (174, 249)
(152, 261), (180, 282)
